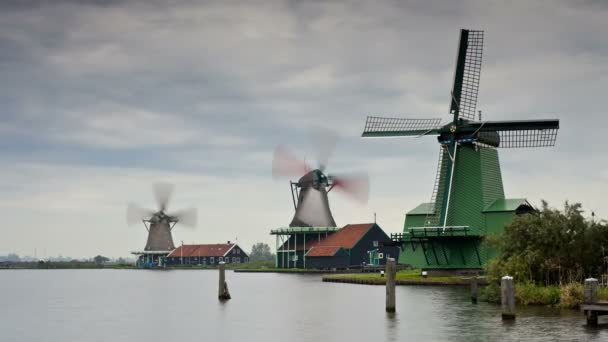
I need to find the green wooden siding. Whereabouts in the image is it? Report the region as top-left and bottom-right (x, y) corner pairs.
(399, 145), (523, 270)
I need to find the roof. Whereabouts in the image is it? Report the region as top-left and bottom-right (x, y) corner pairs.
(306, 246), (342, 257)
(304, 223), (376, 257)
(407, 203), (434, 216)
(167, 244), (240, 258)
(483, 198), (534, 213)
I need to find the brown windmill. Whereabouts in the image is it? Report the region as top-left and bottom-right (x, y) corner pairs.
(127, 182), (197, 258)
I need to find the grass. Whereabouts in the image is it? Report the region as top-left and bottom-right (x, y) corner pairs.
(323, 269), (470, 284)
(480, 282), (608, 309)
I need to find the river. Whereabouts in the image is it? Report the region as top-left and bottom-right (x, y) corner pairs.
(0, 270), (606, 341)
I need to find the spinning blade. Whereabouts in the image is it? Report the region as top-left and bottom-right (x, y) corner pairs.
(170, 207), (198, 228)
(153, 182), (174, 212)
(330, 172), (370, 204)
(272, 145), (310, 179)
(126, 202), (154, 226)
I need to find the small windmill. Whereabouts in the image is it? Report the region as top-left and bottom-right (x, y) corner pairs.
(272, 129), (369, 227)
(361, 29), (559, 269)
(127, 182), (197, 252)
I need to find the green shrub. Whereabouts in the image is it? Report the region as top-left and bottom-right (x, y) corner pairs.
(516, 283), (560, 306)
(558, 283), (583, 309)
(480, 283), (501, 303)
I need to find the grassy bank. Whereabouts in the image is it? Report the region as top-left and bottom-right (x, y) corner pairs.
(323, 269), (474, 285)
(480, 282), (608, 309)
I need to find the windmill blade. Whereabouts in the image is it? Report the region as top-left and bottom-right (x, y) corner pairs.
(362, 116), (442, 138)
(450, 29), (484, 121)
(329, 173), (370, 204)
(126, 202), (154, 226)
(310, 127), (339, 171)
(272, 145), (310, 178)
(170, 208), (198, 228)
(153, 182), (174, 211)
(461, 119), (560, 148)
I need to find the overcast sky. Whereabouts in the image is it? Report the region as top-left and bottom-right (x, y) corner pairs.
(0, 0), (606, 258)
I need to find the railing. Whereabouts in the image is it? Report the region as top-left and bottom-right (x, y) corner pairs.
(270, 226), (340, 234)
(391, 226), (474, 241)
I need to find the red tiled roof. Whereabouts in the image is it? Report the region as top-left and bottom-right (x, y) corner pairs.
(305, 223), (376, 257)
(306, 246), (341, 257)
(168, 244), (235, 258)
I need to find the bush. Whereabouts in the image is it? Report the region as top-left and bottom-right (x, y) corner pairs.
(484, 201), (608, 286)
(558, 283), (583, 309)
(516, 283), (560, 306)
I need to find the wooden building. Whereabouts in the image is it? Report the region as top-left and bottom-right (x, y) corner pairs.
(165, 242), (249, 266)
(275, 223), (398, 269)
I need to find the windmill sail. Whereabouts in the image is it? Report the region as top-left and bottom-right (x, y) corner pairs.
(450, 29), (484, 121)
(362, 116), (442, 137)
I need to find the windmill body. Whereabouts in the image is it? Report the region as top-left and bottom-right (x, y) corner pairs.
(362, 29), (559, 270)
(289, 170), (337, 228)
(144, 214), (177, 252)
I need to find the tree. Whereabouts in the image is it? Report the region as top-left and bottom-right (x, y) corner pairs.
(93, 255), (110, 265)
(249, 243), (274, 262)
(486, 201), (608, 285)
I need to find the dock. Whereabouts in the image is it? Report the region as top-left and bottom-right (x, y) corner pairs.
(581, 302), (608, 326)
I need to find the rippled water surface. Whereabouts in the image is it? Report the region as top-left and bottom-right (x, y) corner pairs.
(1, 270), (607, 341)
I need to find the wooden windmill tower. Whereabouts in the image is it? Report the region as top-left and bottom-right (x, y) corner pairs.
(361, 29), (559, 270)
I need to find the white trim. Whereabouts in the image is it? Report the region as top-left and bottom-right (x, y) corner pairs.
(223, 243), (237, 257)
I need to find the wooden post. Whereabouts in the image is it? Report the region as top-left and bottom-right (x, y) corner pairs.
(218, 261), (231, 300)
(584, 278), (598, 325)
(470, 276), (478, 304)
(501, 275), (515, 320)
(386, 258), (396, 313)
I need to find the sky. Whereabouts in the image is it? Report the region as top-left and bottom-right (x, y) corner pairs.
(0, 0), (606, 258)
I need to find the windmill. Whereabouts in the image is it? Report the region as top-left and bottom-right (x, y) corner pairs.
(127, 182), (197, 266)
(272, 129), (369, 228)
(361, 29), (559, 269)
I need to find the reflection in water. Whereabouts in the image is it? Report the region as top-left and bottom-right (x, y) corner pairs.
(0, 270), (607, 342)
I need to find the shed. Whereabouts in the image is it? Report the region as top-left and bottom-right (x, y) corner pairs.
(304, 223), (398, 269)
(166, 242), (249, 266)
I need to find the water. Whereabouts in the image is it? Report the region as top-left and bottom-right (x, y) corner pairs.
(0, 270), (606, 342)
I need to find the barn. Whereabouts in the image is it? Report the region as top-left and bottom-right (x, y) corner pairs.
(284, 223), (399, 269)
(165, 242), (249, 266)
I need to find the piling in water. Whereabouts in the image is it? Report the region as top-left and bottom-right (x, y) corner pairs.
(218, 261), (231, 300)
(584, 278), (598, 325)
(470, 277), (478, 304)
(501, 276), (515, 320)
(386, 258), (396, 313)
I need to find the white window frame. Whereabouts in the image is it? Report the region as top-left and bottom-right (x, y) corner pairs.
(373, 241), (379, 247)
(210, 257), (215, 264)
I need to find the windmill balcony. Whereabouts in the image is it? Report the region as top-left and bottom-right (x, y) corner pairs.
(391, 226), (480, 242)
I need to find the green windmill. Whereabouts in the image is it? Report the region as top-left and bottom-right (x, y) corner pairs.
(361, 29), (559, 270)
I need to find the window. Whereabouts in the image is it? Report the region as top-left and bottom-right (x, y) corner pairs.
(373, 241), (379, 247)
(225, 258), (229, 264)
(232, 257), (237, 263)
(236, 257), (240, 263)
(219, 257), (223, 262)
(202, 257), (206, 264)
(236, 248), (240, 254)
(210, 257), (215, 264)
(244, 257), (249, 263)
